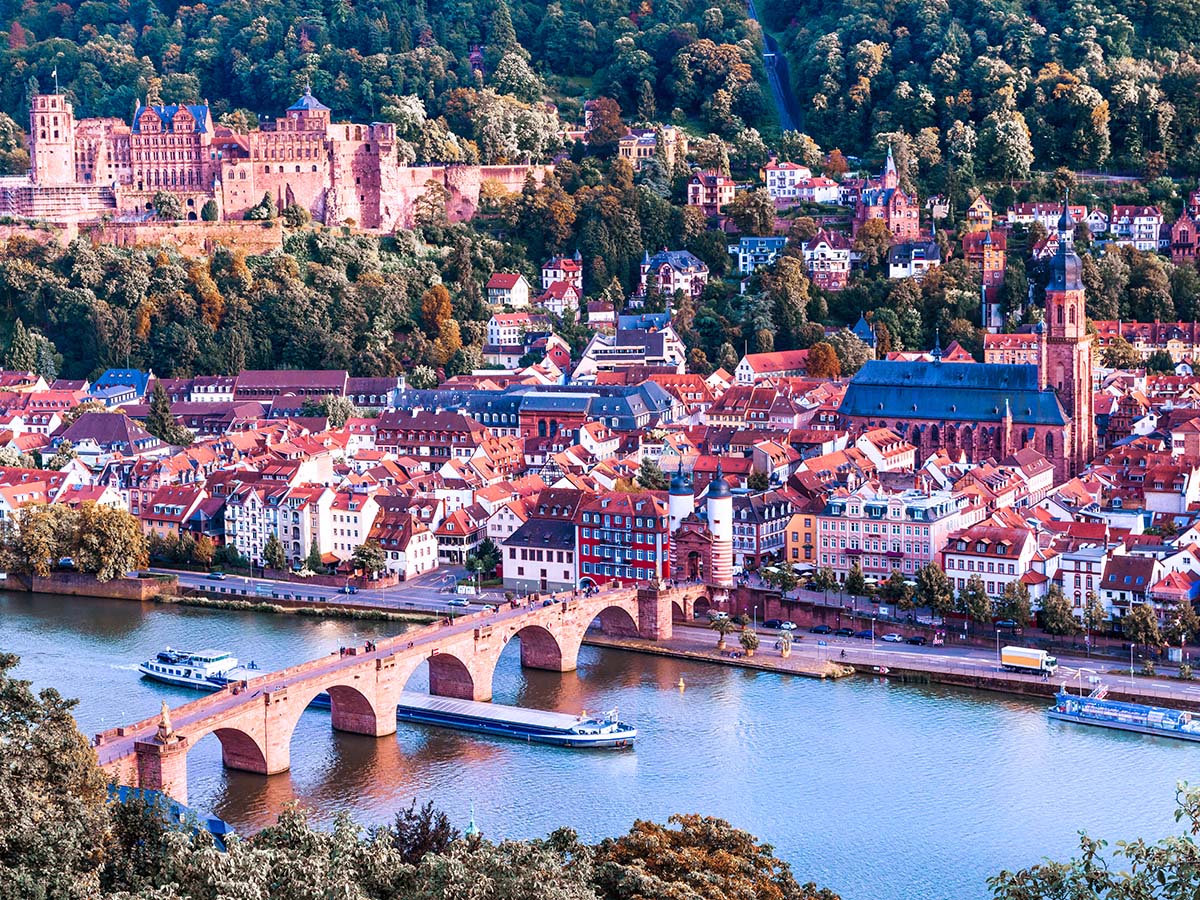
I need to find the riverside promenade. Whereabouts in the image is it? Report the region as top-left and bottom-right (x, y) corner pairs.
(585, 624), (1200, 712)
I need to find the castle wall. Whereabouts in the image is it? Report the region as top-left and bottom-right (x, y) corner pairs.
(85, 220), (284, 256)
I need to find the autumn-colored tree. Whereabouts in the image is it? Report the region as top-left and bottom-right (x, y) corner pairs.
(853, 218), (893, 268)
(420, 284), (454, 337)
(807, 342), (841, 378)
(825, 149), (849, 179)
(586, 97), (625, 151)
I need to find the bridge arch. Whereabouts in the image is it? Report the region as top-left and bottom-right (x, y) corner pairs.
(427, 651), (481, 702)
(185, 721), (274, 776)
(510, 623), (566, 672)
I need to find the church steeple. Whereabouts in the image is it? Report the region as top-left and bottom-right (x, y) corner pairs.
(1042, 189), (1094, 481)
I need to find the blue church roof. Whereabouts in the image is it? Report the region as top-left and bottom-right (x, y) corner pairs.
(841, 360), (1066, 427)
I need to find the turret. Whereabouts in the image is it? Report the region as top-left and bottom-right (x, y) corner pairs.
(668, 461), (694, 532)
(706, 460), (733, 587)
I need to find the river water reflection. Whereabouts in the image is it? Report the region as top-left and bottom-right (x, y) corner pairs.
(2, 591), (1193, 900)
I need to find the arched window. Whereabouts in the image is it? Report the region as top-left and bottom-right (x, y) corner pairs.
(1045, 432), (1055, 456)
(1057, 303), (1064, 324)
(1069, 305), (1076, 325)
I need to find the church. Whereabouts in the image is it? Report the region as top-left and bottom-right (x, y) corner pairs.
(839, 202), (1096, 483)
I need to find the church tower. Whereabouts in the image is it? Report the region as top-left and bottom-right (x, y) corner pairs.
(1042, 198), (1095, 478)
(881, 145), (899, 191)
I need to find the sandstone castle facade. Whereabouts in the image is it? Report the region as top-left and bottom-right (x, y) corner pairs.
(11, 91), (545, 228)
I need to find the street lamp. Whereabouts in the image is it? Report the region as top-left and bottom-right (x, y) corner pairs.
(753, 604), (758, 631)
(995, 629), (1001, 666)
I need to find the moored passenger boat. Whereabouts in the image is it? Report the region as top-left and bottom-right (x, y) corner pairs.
(1047, 684), (1200, 742)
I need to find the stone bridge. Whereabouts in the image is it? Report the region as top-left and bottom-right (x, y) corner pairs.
(95, 583), (711, 803)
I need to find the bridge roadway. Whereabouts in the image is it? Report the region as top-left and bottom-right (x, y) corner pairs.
(95, 582), (711, 803)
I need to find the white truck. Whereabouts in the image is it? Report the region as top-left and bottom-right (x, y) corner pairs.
(1000, 646), (1058, 675)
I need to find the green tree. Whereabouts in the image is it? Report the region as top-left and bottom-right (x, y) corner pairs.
(725, 188), (775, 234)
(301, 394), (360, 428)
(1123, 602), (1163, 649)
(826, 329), (873, 376)
(747, 469), (770, 491)
(74, 503), (148, 582)
(916, 561), (955, 619)
(145, 382), (194, 446)
(1040, 584), (1082, 635)
(152, 191), (183, 220)
(5, 318), (36, 371)
(352, 539), (386, 576)
(0, 652), (108, 899)
(1146, 349), (1177, 373)
(1083, 590), (1108, 637)
(996, 581), (1033, 627)
(844, 561), (867, 598)
(281, 203), (311, 228)
(245, 192), (277, 221)
(304, 542), (325, 573)
(956, 574), (993, 628)
(263, 533), (287, 571)
(637, 457), (669, 491)
(193, 534), (215, 568)
(1101, 335), (1141, 369)
(408, 365), (439, 389)
(880, 569), (915, 610)
(200, 199), (219, 222)
(1165, 602), (1200, 647)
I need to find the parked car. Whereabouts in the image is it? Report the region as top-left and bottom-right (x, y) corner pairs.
(338, 585), (359, 594)
(809, 624), (833, 634)
(834, 627), (855, 637)
(994, 619), (1021, 631)
(853, 629), (874, 639)
(446, 598), (470, 608)
(804, 582), (819, 591)
(708, 611), (729, 621)
(880, 633), (904, 642)
(482, 604), (498, 612)
(764, 618), (785, 629)
(206, 571), (227, 580)
(779, 621), (797, 631)
(905, 635), (927, 645)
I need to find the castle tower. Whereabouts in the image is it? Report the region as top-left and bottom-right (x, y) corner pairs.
(1042, 197), (1095, 478)
(706, 461), (733, 588)
(29, 94), (77, 186)
(668, 461), (694, 532)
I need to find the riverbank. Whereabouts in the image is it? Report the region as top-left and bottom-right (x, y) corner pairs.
(582, 632), (854, 680)
(587, 627), (1200, 713)
(155, 592), (435, 624)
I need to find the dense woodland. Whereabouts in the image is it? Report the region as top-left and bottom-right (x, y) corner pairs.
(0, 0), (770, 156)
(765, 0), (1200, 178)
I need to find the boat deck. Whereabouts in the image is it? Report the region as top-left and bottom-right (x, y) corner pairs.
(397, 691), (596, 731)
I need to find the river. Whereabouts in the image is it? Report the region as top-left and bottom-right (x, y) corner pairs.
(2, 591), (1193, 900)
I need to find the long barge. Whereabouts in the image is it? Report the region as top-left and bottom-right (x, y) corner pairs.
(1048, 685), (1200, 742)
(308, 690), (636, 748)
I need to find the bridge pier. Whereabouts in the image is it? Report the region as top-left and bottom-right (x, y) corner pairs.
(637, 586), (674, 641)
(135, 737), (191, 805)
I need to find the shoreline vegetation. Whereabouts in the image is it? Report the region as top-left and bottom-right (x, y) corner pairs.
(150, 592), (433, 624)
